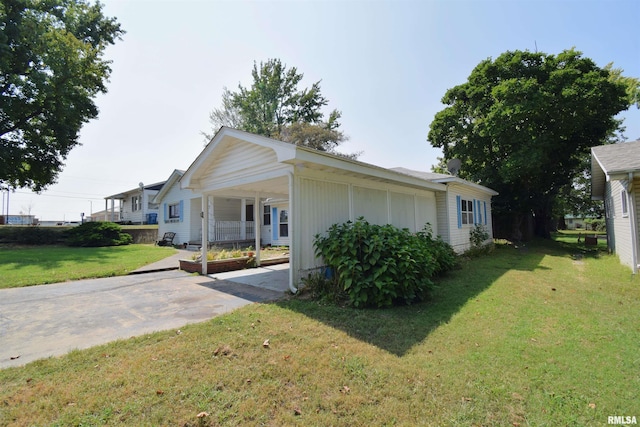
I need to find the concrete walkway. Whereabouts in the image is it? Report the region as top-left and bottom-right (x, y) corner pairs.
(1, 260), (290, 369)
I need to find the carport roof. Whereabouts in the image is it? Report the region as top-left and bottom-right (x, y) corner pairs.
(182, 127), (498, 194)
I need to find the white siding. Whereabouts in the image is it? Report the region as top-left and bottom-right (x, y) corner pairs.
(353, 186), (387, 224)
(198, 140), (289, 190)
(157, 182), (198, 245)
(609, 180), (634, 269)
(435, 192), (448, 239)
(296, 178), (350, 270)
(390, 191), (415, 230)
(446, 186), (494, 253)
(416, 193), (438, 234)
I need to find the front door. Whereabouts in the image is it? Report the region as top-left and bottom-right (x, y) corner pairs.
(271, 203), (290, 246)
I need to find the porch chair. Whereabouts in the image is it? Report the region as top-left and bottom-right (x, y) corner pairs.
(156, 232), (176, 246)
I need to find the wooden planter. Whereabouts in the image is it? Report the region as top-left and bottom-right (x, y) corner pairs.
(179, 256), (251, 274)
(178, 255), (289, 274)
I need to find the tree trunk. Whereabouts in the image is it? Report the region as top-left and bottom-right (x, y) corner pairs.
(534, 206), (552, 239)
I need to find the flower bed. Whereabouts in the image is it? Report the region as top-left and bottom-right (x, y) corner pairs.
(179, 257), (252, 274)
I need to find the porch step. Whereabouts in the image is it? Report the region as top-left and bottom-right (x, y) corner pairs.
(186, 244), (201, 251)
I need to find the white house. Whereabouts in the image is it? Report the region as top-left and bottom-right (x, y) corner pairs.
(104, 181), (165, 224)
(180, 127), (498, 292)
(153, 169), (276, 248)
(591, 140), (640, 273)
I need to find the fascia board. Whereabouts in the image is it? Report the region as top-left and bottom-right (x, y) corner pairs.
(289, 148), (447, 192)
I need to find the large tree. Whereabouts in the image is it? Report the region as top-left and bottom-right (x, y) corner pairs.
(205, 58), (353, 156)
(428, 49), (630, 239)
(0, 0), (124, 191)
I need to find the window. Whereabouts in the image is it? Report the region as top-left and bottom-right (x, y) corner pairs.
(279, 209), (288, 237)
(246, 204), (254, 222)
(461, 199), (473, 225)
(263, 205), (271, 225)
(168, 203), (180, 219)
(621, 190), (628, 217)
(131, 195), (141, 212)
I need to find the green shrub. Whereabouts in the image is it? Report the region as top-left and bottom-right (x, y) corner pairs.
(313, 218), (457, 308)
(66, 222), (133, 247)
(585, 218), (606, 232)
(0, 226), (66, 245)
(469, 223), (490, 248)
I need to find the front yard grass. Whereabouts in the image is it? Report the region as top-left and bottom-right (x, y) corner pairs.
(0, 245), (177, 289)
(1, 237), (638, 426)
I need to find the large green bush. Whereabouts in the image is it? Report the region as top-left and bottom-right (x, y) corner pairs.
(313, 218), (457, 308)
(66, 222), (133, 247)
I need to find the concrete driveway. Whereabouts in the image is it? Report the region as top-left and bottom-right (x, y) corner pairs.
(0, 266), (289, 369)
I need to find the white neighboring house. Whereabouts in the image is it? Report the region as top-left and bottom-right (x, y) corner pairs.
(591, 140), (640, 273)
(104, 181), (165, 224)
(179, 127), (498, 292)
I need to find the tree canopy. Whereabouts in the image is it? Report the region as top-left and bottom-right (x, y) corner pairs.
(205, 58), (353, 157)
(428, 48), (630, 239)
(0, 0), (124, 191)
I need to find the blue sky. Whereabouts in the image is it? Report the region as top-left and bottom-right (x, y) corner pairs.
(6, 0), (640, 221)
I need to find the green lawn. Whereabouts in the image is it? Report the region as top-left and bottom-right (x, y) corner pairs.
(1, 238), (638, 426)
(0, 245), (177, 289)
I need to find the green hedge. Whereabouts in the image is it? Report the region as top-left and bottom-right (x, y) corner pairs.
(0, 226), (67, 245)
(313, 218), (457, 308)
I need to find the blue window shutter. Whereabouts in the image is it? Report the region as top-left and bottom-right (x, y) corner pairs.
(484, 201), (487, 225)
(163, 203), (168, 223)
(179, 200), (184, 222)
(473, 199), (478, 224)
(456, 195), (462, 229)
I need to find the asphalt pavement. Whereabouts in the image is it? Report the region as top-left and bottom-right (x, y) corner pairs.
(0, 261), (289, 369)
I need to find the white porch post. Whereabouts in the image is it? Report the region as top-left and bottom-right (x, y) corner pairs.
(254, 193), (261, 266)
(201, 194), (209, 275)
(240, 198), (247, 240)
(288, 171), (297, 293)
(110, 198), (115, 222)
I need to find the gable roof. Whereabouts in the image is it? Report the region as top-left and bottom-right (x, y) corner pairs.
(182, 127), (449, 193)
(152, 169), (186, 204)
(591, 140), (640, 199)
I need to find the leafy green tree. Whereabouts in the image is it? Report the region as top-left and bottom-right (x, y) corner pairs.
(0, 0), (124, 191)
(205, 58), (354, 156)
(428, 49), (630, 239)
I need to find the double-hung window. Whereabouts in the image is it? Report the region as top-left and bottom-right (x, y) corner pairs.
(461, 199), (473, 225)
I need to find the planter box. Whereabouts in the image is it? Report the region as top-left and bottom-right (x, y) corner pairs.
(179, 256), (251, 274)
(179, 255), (289, 274)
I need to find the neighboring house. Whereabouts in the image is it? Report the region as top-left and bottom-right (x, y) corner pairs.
(564, 214), (593, 230)
(591, 140), (640, 274)
(180, 127), (498, 292)
(90, 209), (121, 223)
(104, 181), (165, 224)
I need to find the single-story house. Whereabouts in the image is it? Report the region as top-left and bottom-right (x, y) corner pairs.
(591, 140), (640, 273)
(177, 127), (497, 292)
(104, 181), (165, 224)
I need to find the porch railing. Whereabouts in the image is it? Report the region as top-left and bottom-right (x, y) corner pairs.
(213, 221), (255, 242)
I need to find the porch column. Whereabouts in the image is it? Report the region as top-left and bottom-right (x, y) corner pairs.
(240, 198), (247, 240)
(201, 194), (209, 275)
(254, 193), (261, 266)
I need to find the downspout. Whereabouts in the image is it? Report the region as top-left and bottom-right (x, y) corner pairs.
(628, 172), (638, 274)
(288, 171), (297, 294)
